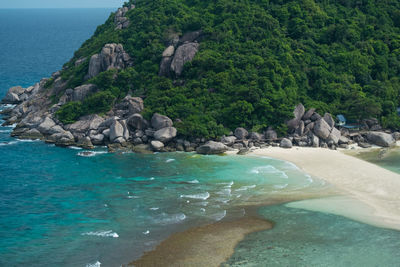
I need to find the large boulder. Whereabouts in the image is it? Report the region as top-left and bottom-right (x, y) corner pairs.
(65, 115), (104, 134)
(151, 113), (173, 130)
(280, 138), (293, 148)
(71, 84), (97, 102)
(37, 117), (56, 134)
(293, 104), (305, 120)
(150, 140), (164, 151)
(196, 141), (228, 155)
(327, 127), (341, 144)
(127, 113), (148, 130)
(313, 118), (332, 140)
(323, 113), (335, 128)
(114, 96), (144, 118)
(249, 132), (263, 141)
(234, 128), (248, 140)
(2, 92), (20, 104)
(179, 30), (203, 44)
(109, 120), (125, 142)
(265, 128), (278, 140)
(162, 45), (175, 57)
(221, 135), (236, 146)
(87, 43), (133, 79)
(302, 108), (315, 120)
(170, 42), (199, 76)
(159, 56), (173, 76)
(366, 132), (395, 147)
(154, 127), (177, 143)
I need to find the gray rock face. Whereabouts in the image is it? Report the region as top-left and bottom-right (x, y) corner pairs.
(87, 43), (133, 79)
(150, 140), (164, 151)
(327, 127), (341, 144)
(114, 4), (135, 30)
(249, 132), (263, 141)
(234, 128), (248, 140)
(159, 56), (173, 76)
(392, 132), (400, 141)
(77, 136), (94, 149)
(170, 42), (199, 76)
(311, 112), (322, 121)
(221, 135), (237, 146)
(162, 46), (175, 57)
(109, 120), (124, 142)
(265, 129), (278, 140)
(90, 133), (105, 145)
(72, 84), (97, 102)
(280, 138), (293, 148)
(196, 141), (228, 155)
(3, 92), (20, 104)
(154, 127), (177, 143)
(366, 132), (395, 147)
(66, 115), (104, 134)
(151, 113), (173, 130)
(37, 117), (56, 134)
(313, 119), (332, 140)
(323, 113), (335, 128)
(293, 104), (305, 120)
(127, 113), (148, 130)
(302, 108), (315, 120)
(114, 96), (144, 118)
(311, 134), (319, 147)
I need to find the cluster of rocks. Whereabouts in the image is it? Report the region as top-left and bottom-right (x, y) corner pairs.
(159, 30), (203, 77)
(2, 85), (39, 105)
(114, 4), (135, 30)
(86, 43), (133, 80)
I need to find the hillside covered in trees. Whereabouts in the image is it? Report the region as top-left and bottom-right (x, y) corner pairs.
(55, 0), (400, 138)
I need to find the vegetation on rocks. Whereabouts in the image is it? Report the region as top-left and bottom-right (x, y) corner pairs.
(55, 0), (400, 138)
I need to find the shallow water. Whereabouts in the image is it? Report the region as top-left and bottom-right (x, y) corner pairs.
(224, 205), (400, 266)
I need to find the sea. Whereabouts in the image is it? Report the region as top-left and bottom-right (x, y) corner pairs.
(1, 8), (400, 267)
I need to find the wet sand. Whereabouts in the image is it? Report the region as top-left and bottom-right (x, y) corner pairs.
(250, 147), (400, 230)
(129, 215), (272, 267)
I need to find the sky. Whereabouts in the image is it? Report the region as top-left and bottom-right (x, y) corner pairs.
(0, 0), (125, 8)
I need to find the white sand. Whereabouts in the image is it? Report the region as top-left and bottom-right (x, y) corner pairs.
(248, 147), (400, 230)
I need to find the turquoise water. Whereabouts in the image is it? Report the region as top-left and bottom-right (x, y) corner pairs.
(1, 8), (400, 267)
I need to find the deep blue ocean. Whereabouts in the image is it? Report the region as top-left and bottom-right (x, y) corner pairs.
(1, 8), (400, 267)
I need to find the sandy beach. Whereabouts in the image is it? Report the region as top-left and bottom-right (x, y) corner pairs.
(249, 146), (400, 230)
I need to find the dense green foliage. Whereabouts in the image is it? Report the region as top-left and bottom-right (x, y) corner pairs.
(56, 0), (400, 137)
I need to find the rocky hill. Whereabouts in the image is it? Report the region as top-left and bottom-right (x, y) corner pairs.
(1, 0), (400, 153)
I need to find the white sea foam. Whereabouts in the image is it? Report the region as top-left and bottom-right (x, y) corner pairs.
(77, 151), (107, 157)
(0, 129), (11, 133)
(0, 141), (18, 146)
(69, 146), (82, 150)
(180, 192), (210, 200)
(216, 188), (231, 196)
(235, 185), (256, 191)
(251, 165), (288, 178)
(143, 230), (150, 235)
(200, 208), (206, 212)
(211, 210), (226, 221)
(149, 177), (155, 180)
(166, 158), (175, 163)
(187, 179), (199, 184)
(218, 181), (234, 187)
(16, 138), (39, 142)
(273, 183), (289, 189)
(86, 261), (101, 267)
(149, 207), (159, 210)
(3, 123), (17, 128)
(154, 213), (186, 225)
(127, 195), (139, 199)
(82, 230), (119, 238)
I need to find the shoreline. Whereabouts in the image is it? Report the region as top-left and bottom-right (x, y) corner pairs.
(248, 146), (400, 230)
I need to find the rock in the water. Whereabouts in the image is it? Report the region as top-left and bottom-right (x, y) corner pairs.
(3, 92), (20, 104)
(280, 138), (292, 148)
(87, 43), (133, 79)
(366, 131), (395, 147)
(221, 135), (237, 146)
(77, 136), (94, 149)
(196, 141), (228, 155)
(313, 118), (331, 140)
(154, 127), (177, 143)
(151, 113), (173, 130)
(109, 120), (124, 142)
(170, 42), (199, 76)
(234, 128), (248, 140)
(293, 103), (305, 120)
(150, 140), (164, 151)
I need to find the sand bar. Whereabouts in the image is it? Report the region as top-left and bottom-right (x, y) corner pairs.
(250, 147), (400, 230)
